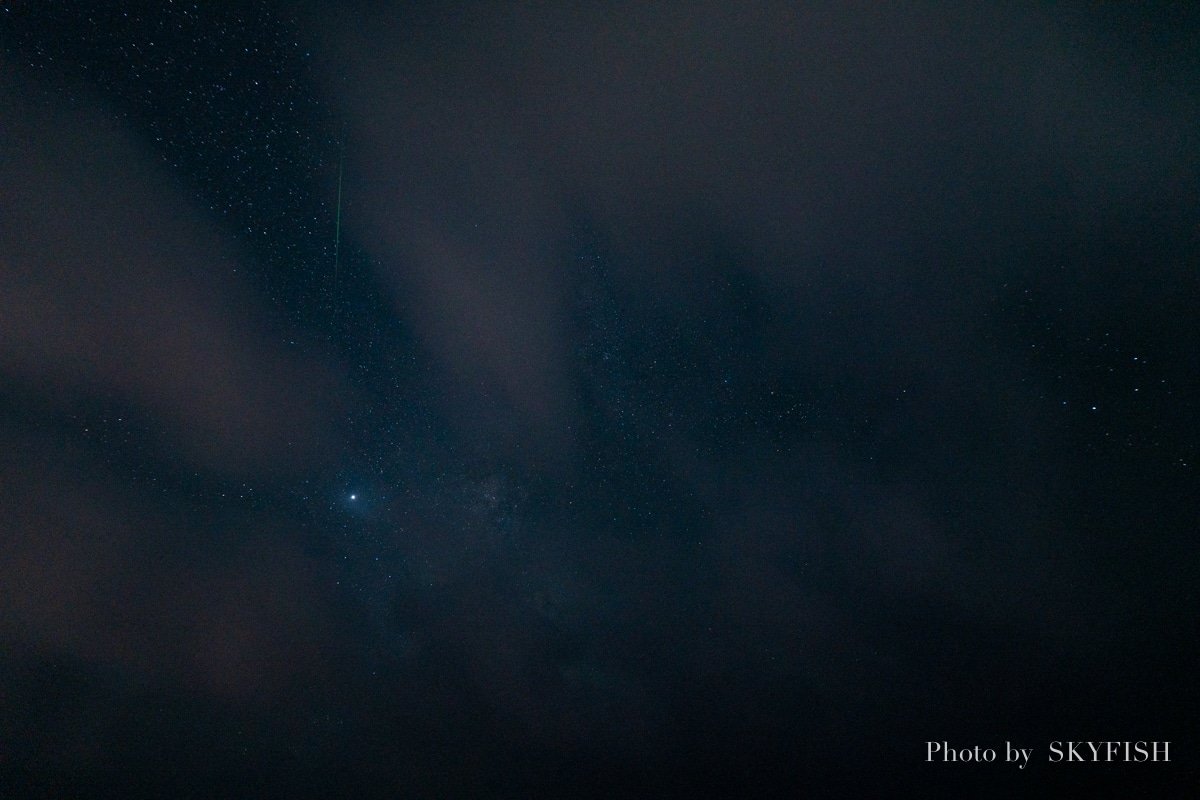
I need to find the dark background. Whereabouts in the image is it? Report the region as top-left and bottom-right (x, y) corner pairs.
(1, 1), (1197, 796)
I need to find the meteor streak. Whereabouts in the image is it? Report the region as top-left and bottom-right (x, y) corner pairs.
(332, 155), (343, 298)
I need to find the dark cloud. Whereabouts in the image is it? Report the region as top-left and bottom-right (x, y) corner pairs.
(1, 2), (1197, 795)
(0, 427), (341, 696)
(0, 61), (357, 792)
(312, 1), (1194, 460)
(304, 0), (1196, 632)
(0, 70), (345, 478)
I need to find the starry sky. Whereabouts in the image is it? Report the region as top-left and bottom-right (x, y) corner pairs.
(1, 1), (1198, 796)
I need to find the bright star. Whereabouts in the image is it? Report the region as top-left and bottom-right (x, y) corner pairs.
(350, 494), (357, 500)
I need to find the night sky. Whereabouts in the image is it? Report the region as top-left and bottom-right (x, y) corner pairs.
(1, 2), (1198, 797)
